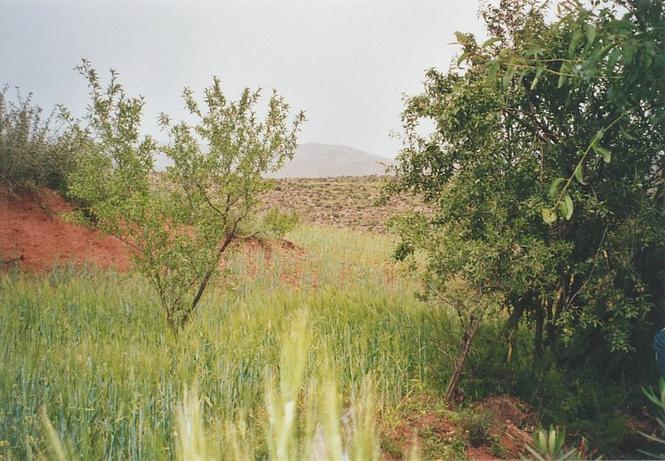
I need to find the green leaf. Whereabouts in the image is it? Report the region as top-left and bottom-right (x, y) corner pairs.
(623, 45), (635, 66)
(559, 193), (574, 220)
(548, 428), (557, 452)
(537, 430), (547, 450)
(574, 163), (586, 185)
(481, 37), (501, 48)
(606, 47), (621, 74)
(620, 125), (637, 140)
(486, 60), (500, 80)
(593, 128), (605, 143)
(524, 46), (546, 57)
(643, 387), (663, 407)
(548, 177), (566, 199)
(542, 207), (558, 224)
(530, 65), (545, 90)
(593, 145), (612, 163)
(585, 24), (596, 47)
(568, 30), (584, 58)
(454, 31), (470, 46)
(502, 68), (514, 89)
(457, 52), (470, 66)
(557, 62), (570, 88)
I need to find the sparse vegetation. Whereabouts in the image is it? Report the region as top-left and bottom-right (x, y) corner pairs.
(260, 176), (430, 233)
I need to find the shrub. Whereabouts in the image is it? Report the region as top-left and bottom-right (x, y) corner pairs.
(0, 85), (75, 192)
(261, 207), (300, 239)
(390, 0), (664, 391)
(460, 409), (493, 448)
(640, 378), (665, 458)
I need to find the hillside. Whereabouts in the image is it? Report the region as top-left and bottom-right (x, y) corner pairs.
(269, 143), (395, 178)
(262, 176), (430, 232)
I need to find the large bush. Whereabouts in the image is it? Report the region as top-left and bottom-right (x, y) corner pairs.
(392, 0), (664, 375)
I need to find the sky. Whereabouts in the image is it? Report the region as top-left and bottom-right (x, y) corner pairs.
(0, 0), (486, 159)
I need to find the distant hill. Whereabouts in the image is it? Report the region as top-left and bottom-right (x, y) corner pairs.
(269, 143), (395, 178)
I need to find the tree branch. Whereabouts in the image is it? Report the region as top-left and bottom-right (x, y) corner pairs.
(179, 218), (241, 328)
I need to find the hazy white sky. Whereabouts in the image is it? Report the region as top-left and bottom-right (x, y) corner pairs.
(0, 0), (485, 158)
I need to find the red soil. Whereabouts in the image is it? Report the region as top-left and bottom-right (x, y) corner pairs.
(480, 395), (534, 459)
(0, 188), (131, 272)
(0, 188), (304, 275)
(467, 447), (500, 460)
(382, 394), (534, 460)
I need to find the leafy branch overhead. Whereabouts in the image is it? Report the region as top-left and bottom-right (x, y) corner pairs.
(453, 0), (663, 223)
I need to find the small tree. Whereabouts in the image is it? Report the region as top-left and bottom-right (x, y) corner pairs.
(68, 60), (304, 331)
(391, 213), (501, 401)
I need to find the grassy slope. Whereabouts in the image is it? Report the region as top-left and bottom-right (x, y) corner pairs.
(0, 226), (465, 459)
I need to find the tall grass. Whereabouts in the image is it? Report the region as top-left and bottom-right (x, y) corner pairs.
(0, 226), (458, 459)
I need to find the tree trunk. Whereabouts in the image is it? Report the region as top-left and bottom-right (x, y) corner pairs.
(534, 304), (545, 357)
(177, 223), (239, 330)
(503, 297), (526, 363)
(445, 321), (480, 403)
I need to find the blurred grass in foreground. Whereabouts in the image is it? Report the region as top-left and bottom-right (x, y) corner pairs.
(0, 226), (458, 459)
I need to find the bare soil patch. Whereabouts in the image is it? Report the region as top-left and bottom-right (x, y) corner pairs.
(381, 394), (535, 460)
(478, 395), (534, 459)
(0, 188), (131, 272)
(238, 237), (306, 287)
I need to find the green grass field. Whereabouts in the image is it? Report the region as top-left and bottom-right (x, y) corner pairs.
(0, 226), (466, 460)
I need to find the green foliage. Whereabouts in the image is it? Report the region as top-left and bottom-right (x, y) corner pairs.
(459, 409), (493, 448)
(391, 0), (664, 371)
(640, 379), (665, 458)
(494, 0), (664, 222)
(390, 211), (504, 401)
(67, 60), (304, 331)
(525, 427), (585, 461)
(0, 86), (76, 192)
(260, 207), (300, 239)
